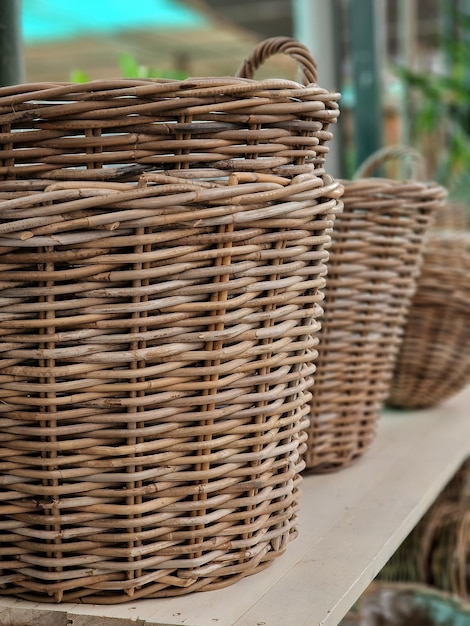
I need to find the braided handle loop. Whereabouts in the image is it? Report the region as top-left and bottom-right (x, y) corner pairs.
(236, 36), (318, 85)
(354, 145), (427, 181)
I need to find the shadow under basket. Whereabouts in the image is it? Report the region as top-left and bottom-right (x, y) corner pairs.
(304, 146), (447, 472)
(0, 37), (342, 602)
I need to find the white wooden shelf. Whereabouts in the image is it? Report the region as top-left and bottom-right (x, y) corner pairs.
(1, 386), (469, 626)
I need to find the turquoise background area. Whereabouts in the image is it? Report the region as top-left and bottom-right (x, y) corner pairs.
(22, 0), (207, 43)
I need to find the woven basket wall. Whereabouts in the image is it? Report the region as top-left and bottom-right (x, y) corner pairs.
(432, 201), (468, 232)
(0, 38), (343, 602)
(304, 146), (446, 472)
(387, 232), (470, 409)
(419, 503), (470, 600)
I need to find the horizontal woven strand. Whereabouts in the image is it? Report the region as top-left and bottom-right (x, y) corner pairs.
(0, 81), (338, 180)
(387, 234), (470, 409)
(0, 163), (337, 600)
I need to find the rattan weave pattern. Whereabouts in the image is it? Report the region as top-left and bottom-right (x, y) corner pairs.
(0, 39), (339, 184)
(0, 37), (343, 602)
(387, 233), (470, 409)
(432, 201), (468, 231)
(0, 166), (343, 604)
(421, 503), (470, 601)
(304, 146), (447, 472)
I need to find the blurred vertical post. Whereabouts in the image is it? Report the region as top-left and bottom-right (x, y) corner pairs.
(439, 0), (454, 66)
(398, 0), (416, 145)
(454, 0), (470, 86)
(0, 0), (25, 86)
(292, 0), (343, 178)
(349, 0), (384, 169)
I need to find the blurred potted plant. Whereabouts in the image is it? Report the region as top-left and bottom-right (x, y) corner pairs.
(395, 3), (470, 213)
(71, 52), (187, 82)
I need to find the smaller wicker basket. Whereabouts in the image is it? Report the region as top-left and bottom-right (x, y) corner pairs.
(304, 145), (446, 472)
(387, 231), (470, 409)
(420, 502), (470, 600)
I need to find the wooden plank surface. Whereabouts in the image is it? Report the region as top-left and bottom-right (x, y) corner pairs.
(0, 387), (469, 626)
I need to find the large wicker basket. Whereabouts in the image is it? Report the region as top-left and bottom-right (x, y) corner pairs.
(387, 232), (470, 409)
(304, 146), (446, 472)
(0, 37), (343, 602)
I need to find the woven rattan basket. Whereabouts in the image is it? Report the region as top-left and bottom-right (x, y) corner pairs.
(387, 232), (470, 409)
(420, 502), (470, 600)
(432, 201), (468, 231)
(0, 37), (343, 602)
(304, 145), (446, 472)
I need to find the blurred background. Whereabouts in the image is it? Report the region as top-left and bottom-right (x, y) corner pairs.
(1, 0), (470, 206)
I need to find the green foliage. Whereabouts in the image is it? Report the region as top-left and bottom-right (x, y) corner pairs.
(118, 52), (141, 78)
(117, 52), (187, 80)
(70, 69), (90, 83)
(70, 53), (187, 83)
(395, 4), (470, 203)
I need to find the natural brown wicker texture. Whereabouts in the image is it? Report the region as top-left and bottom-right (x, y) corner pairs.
(420, 502), (470, 600)
(304, 146), (447, 472)
(432, 201), (468, 231)
(0, 38), (339, 185)
(387, 232), (470, 409)
(0, 38), (342, 602)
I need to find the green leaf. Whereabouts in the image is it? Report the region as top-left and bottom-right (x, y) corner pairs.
(118, 53), (140, 78)
(115, 54), (187, 80)
(415, 100), (441, 134)
(70, 69), (90, 83)
(394, 65), (442, 100)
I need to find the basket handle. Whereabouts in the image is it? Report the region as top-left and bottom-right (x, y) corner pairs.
(236, 36), (318, 86)
(354, 144), (427, 181)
